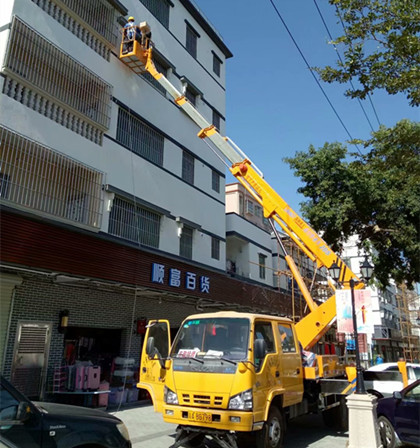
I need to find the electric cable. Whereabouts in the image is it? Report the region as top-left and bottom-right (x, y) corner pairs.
(335, 4), (382, 127)
(313, 0), (375, 132)
(268, 0), (363, 155)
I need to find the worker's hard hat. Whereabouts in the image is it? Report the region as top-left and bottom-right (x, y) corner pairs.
(128, 16), (134, 21)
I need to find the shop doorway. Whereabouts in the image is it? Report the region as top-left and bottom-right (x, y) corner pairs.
(63, 327), (122, 382)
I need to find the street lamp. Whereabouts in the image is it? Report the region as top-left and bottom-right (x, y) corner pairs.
(329, 257), (374, 394)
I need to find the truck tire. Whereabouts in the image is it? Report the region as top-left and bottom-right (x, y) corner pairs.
(256, 406), (285, 448)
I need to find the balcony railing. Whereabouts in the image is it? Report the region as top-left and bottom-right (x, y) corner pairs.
(3, 17), (112, 143)
(0, 126), (104, 228)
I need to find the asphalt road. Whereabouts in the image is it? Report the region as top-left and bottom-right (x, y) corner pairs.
(112, 403), (349, 448)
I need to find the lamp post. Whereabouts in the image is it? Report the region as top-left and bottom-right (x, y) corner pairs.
(329, 257), (373, 394)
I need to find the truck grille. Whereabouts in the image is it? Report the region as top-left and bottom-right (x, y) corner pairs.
(181, 394), (224, 407)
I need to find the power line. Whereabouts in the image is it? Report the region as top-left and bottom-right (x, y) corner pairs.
(313, 0), (375, 132)
(267, 0), (363, 155)
(334, 4), (382, 127)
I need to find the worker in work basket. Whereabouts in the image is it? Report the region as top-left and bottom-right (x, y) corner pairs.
(122, 17), (151, 53)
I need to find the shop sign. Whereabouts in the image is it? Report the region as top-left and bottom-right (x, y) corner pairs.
(151, 263), (210, 293)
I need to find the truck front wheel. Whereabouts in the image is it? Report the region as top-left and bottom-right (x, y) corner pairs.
(256, 406), (285, 448)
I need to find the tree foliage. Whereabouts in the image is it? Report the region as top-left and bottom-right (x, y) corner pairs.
(316, 0), (420, 106)
(285, 120), (420, 287)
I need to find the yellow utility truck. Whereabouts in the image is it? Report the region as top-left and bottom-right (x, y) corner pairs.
(118, 24), (408, 448)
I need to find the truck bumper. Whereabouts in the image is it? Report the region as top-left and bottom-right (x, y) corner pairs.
(162, 405), (256, 432)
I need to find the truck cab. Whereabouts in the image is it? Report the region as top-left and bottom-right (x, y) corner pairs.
(140, 311), (303, 448)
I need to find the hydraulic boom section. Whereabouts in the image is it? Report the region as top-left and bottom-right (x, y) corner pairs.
(119, 29), (363, 350)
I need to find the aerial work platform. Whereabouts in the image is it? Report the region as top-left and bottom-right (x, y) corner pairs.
(119, 21), (151, 74)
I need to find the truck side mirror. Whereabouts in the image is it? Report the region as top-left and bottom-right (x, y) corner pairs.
(254, 338), (267, 360)
(146, 337), (156, 357)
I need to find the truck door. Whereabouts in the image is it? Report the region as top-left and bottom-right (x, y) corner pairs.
(139, 320), (171, 413)
(253, 321), (280, 422)
(277, 323), (303, 407)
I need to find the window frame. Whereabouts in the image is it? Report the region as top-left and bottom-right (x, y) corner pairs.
(212, 52), (222, 77)
(180, 225), (193, 259)
(212, 170), (220, 193)
(185, 22), (199, 59)
(211, 237), (220, 260)
(259, 253), (267, 280)
(182, 151), (195, 185)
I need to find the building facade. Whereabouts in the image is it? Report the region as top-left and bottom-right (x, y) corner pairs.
(0, 0), (298, 402)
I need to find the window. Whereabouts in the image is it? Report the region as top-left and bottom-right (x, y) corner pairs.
(278, 324), (297, 353)
(0, 174), (10, 199)
(180, 226), (193, 259)
(0, 125), (104, 228)
(254, 321), (275, 356)
(245, 200), (254, 215)
(109, 197), (161, 248)
(213, 53), (222, 77)
(255, 205), (263, 219)
(116, 108), (164, 166)
(186, 23), (198, 58)
(140, 0), (171, 29)
(259, 254), (266, 279)
(211, 237), (220, 260)
(182, 151), (194, 184)
(212, 170), (220, 193)
(212, 109), (221, 130)
(142, 58), (168, 95)
(185, 86), (197, 106)
(6, 18), (112, 128)
(0, 383), (20, 422)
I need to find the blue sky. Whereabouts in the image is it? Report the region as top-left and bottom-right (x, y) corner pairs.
(194, 0), (419, 213)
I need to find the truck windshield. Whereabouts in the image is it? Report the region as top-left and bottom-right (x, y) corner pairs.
(171, 318), (250, 361)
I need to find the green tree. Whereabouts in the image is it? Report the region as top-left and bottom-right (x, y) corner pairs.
(316, 0), (420, 106)
(285, 120), (420, 287)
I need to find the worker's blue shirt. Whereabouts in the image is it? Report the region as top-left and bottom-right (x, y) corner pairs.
(124, 23), (135, 39)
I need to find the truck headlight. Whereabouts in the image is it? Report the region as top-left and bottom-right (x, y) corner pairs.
(164, 386), (179, 405)
(228, 389), (253, 410)
(117, 423), (130, 441)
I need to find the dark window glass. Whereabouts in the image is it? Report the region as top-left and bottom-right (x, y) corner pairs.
(212, 109), (221, 130)
(278, 324), (297, 353)
(0, 174), (10, 198)
(186, 24), (198, 58)
(108, 196), (161, 248)
(180, 226), (193, 259)
(254, 322), (275, 353)
(212, 170), (220, 193)
(211, 237), (220, 260)
(259, 254), (266, 279)
(116, 108), (164, 166)
(184, 87), (197, 106)
(0, 384), (20, 421)
(142, 58), (168, 94)
(213, 53), (221, 76)
(140, 0), (170, 28)
(182, 151), (194, 184)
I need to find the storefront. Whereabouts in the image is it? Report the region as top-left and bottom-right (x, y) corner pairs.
(1, 209), (295, 406)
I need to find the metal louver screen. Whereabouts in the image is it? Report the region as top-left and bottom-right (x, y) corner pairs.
(58, 0), (119, 45)
(0, 125), (104, 228)
(5, 17), (112, 129)
(18, 327), (49, 353)
(12, 323), (51, 399)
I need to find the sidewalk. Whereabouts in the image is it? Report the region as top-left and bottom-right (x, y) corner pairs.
(110, 402), (349, 448)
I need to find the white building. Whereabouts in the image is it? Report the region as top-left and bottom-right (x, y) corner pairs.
(341, 235), (403, 362)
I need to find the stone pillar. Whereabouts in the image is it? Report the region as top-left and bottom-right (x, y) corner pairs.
(346, 393), (382, 448)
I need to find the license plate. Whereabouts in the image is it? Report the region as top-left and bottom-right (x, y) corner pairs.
(188, 411), (212, 423)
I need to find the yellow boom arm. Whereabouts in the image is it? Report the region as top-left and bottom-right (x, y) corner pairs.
(119, 39), (363, 349)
